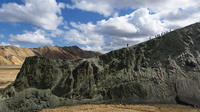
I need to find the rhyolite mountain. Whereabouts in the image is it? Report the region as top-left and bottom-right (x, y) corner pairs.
(0, 46), (102, 65)
(1, 22), (200, 111)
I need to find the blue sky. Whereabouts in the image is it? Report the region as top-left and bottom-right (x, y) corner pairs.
(0, 0), (200, 52)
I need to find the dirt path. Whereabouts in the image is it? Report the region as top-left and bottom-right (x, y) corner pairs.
(40, 104), (200, 112)
(0, 66), (20, 88)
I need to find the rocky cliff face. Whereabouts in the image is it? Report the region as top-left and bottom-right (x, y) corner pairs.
(0, 46), (102, 65)
(1, 23), (200, 111)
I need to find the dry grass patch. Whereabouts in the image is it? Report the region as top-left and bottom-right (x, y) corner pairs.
(40, 104), (200, 112)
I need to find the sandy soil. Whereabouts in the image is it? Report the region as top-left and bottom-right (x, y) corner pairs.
(0, 66), (20, 88)
(40, 104), (200, 112)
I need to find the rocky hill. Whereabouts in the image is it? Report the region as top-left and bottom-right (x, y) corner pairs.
(1, 22), (200, 111)
(0, 46), (102, 65)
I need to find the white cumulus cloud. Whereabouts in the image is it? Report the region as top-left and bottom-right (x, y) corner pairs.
(9, 30), (53, 45)
(96, 8), (167, 38)
(0, 0), (64, 30)
(65, 22), (104, 51)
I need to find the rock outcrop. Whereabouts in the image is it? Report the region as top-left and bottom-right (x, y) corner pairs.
(0, 46), (102, 65)
(1, 22), (200, 111)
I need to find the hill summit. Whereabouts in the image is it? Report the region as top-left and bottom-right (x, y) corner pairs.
(1, 22), (200, 111)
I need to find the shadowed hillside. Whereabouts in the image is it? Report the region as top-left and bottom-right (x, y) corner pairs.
(1, 22), (200, 111)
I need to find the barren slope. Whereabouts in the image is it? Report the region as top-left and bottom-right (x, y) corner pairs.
(0, 46), (102, 65)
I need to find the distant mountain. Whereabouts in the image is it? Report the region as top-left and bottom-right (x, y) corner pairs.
(0, 46), (102, 65)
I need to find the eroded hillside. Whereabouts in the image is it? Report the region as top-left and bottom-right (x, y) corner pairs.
(1, 23), (200, 111)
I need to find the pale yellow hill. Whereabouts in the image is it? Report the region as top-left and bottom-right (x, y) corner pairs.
(0, 46), (102, 65)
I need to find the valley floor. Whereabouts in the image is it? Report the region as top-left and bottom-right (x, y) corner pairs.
(40, 104), (200, 112)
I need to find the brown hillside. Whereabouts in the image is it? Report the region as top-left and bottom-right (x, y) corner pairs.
(0, 46), (102, 65)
